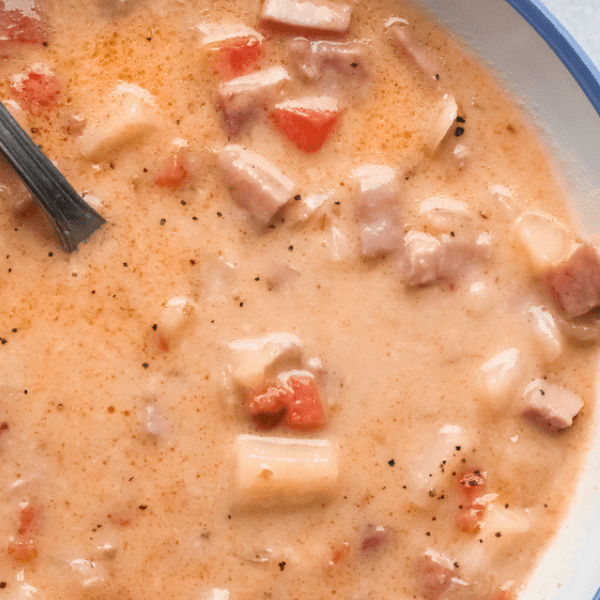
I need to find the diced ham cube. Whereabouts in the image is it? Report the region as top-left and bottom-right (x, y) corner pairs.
(247, 383), (291, 430)
(351, 165), (403, 258)
(10, 70), (62, 116)
(546, 232), (600, 319)
(418, 551), (456, 600)
(289, 38), (368, 82)
(555, 311), (600, 344)
(271, 96), (340, 153)
(399, 230), (442, 286)
(522, 379), (584, 432)
(218, 145), (296, 229)
(260, 0), (352, 34)
(387, 18), (442, 85)
(360, 525), (389, 555)
(216, 66), (291, 137)
(200, 26), (264, 81)
(0, 1), (48, 54)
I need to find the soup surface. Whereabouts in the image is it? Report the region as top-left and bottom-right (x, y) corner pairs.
(0, 1), (598, 599)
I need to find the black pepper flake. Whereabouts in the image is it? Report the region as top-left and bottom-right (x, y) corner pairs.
(143, 168), (148, 173)
(227, 515), (232, 520)
(425, 532), (431, 536)
(334, 201), (341, 205)
(239, 302), (244, 307)
(450, 231), (455, 237)
(288, 245), (294, 251)
(0, 338), (7, 345)
(31, 127), (39, 134)
(454, 126), (465, 137)
(147, 37), (152, 41)
(453, 562), (459, 569)
(388, 459), (395, 467)
(350, 62), (358, 68)
(142, 363), (149, 369)
(456, 116), (466, 123)
(435, 73), (440, 80)
(180, 200), (187, 205)
(540, 389), (545, 395)
(505, 503), (509, 509)
(278, 561), (286, 571)
(42, 41), (48, 47)
(495, 531), (502, 538)
(11, 328), (17, 333)
(192, 216), (198, 221)
(123, 262), (128, 267)
(254, 277), (260, 281)
(0, 582), (6, 589)
(152, 324), (157, 331)
(160, 218), (166, 226)
(48, 252), (54, 257)
(456, 446), (461, 451)
(190, 259), (196, 266)
(479, 539), (484, 544)
(294, 194), (301, 201)
(217, 212), (223, 217)
(138, 505), (148, 511)
(109, 162), (115, 170)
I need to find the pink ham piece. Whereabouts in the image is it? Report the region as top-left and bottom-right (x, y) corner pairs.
(218, 145), (296, 228)
(0, 1), (47, 54)
(216, 66), (291, 137)
(352, 165), (403, 258)
(522, 379), (584, 432)
(418, 551), (469, 600)
(288, 38), (368, 82)
(386, 18), (442, 85)
(260, 0), (352, 34)
(546, 232), (600, 319)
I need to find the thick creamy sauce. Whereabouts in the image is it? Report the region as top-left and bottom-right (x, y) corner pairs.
(0, 1), (597, 599)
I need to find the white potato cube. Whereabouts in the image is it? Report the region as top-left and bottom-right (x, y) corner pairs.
(228, 333), (303, 390)
(479, 503), (530, 542)
(513, 212), (572, 274)
(79, 90), (159, 160)
(408, 424), (469, 507)
(418, 196), (474, 233)
(233, 435), (338, 509)
(479, 348), (524, 409)
(525, 306), (563, 363)
(4, 582), (44, 600)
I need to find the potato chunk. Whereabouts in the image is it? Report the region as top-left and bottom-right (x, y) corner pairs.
(233, 435), (338, 509)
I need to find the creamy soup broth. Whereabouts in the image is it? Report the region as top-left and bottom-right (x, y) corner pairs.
(0, 1), (597, 600)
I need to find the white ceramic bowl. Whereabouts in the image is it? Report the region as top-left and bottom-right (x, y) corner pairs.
(411, 1), (600, 598)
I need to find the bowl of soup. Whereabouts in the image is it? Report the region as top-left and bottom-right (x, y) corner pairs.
(0, 1), (599, 600)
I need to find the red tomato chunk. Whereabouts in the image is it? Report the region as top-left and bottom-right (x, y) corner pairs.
(271, 102), (340, 153)
(7, 504), (39, 563)
(10, 71), (62, 116)
(0, 1), (47, 53)
(153, 152), (191, 189)
(247, 375), (326, 431)
(211, 36), (263, 81)
(456, 468), (487, 533)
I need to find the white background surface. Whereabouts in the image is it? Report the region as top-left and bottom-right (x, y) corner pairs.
(540, 0), (600, 68)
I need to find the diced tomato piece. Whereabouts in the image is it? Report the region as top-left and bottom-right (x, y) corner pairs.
(10, 71), (62, 116)
(283, 375), (326, 431)
(210, 36), (263, 81)
(247, 384), (292, 430)
(0, 1), (48, 54)
(329, 541), (351, 567)
(271, 103), (340, 153)
(7, 538), (37, 562)
(458, 468), (487, 502)
(17, 504), (38, 536)
(456, 468), (487, 533)
(153, 152), (191, 189)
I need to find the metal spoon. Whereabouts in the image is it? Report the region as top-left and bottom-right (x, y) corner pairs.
(0, 101), (105, 253)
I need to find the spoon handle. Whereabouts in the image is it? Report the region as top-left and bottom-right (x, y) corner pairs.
(0, 101), (105, 253)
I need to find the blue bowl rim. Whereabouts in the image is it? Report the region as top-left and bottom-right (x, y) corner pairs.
(506, 0), (600, 119)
